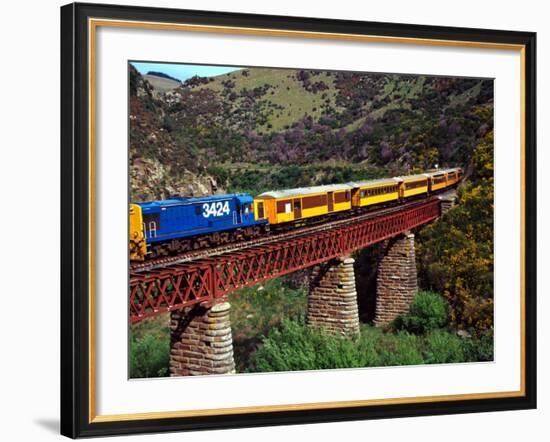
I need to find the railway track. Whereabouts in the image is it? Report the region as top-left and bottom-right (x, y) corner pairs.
(130, 194), (446, 273)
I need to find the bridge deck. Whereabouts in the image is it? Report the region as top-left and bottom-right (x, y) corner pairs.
(129, 198), (441, 323)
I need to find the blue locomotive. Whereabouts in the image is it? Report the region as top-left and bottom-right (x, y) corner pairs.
(129, 194), (267, 260)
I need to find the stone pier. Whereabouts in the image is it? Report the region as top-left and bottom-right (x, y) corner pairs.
(439, 190), (458, 214)
(374, 233), (418, 326)
(169, 302), (235, 376)
(306, 257), (360, 336)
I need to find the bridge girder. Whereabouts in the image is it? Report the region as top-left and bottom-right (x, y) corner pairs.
(130, 198), (440, 323)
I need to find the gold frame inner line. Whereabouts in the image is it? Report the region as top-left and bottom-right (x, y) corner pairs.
(87, 18), (527, 424)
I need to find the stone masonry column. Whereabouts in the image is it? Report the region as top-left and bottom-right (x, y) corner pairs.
(374, 232), (418, 326)
(439, 190), (458, 214)
(169, 302), (235, 376)
(306, 257), (360, 336)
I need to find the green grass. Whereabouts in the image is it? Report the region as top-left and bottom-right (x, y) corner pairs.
(196, 68), (343, 132)
(129, 285), (492, 377)
(447, 82), (482, 109)
(249, 318), (490, 373)
(129, 314), (170, 378)
(228, 277), (308, 371)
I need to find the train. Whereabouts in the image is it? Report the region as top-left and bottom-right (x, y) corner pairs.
(129, 167), (463, 261)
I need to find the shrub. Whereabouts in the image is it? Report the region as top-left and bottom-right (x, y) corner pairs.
(423, 330), (465, 364)
(250, 318), (365, 372)
(129, 334), (169, 378)
(250, 319), (426, 372)
(229, 278), (308, 371)
(393, 291), (448, 334)
(376, 331), (424, 366)
(461, 329), (494, 362)
(416, 131), (494, 333)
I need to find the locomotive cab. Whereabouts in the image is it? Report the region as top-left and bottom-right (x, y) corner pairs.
(129, 203), (147, 261)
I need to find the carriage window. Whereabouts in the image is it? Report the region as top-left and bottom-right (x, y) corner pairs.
(406, 180), (427, 190)
(257, 202), (264, 218)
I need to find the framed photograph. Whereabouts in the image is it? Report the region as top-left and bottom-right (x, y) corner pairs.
(60, 2), (536, 438)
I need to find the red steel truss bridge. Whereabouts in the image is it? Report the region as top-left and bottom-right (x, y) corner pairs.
(130, 197), (441, 323)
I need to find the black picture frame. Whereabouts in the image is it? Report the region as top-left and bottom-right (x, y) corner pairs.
(60, 2), (537, 438)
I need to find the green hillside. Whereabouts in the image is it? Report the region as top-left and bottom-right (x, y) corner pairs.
(129, 64), (493, 200)
(195, 68), (342, 133)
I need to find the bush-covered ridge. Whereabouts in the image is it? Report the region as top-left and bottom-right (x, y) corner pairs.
(416, 130), (494, 332)
(129, 64), (493, 200)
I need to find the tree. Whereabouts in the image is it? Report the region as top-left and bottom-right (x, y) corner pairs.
(416, 130), (494, 333)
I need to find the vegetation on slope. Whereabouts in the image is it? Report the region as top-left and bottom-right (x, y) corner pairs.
(416, 130), (494, 333)
(129, 64), (493, 199)
(249, 291), (492, 373)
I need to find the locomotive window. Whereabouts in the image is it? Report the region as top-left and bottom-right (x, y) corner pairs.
(143, 213), (161, 233)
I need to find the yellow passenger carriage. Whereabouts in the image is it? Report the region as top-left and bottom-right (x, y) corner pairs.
(397, 174), (429, 199)
(254, 184), (352, 225)
(444, 168), (460, 186)
(348, 178), (400, 208)
(424, 171), (448, 192)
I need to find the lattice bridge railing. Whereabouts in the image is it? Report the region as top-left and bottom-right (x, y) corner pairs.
(129, 198), (440, 323)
